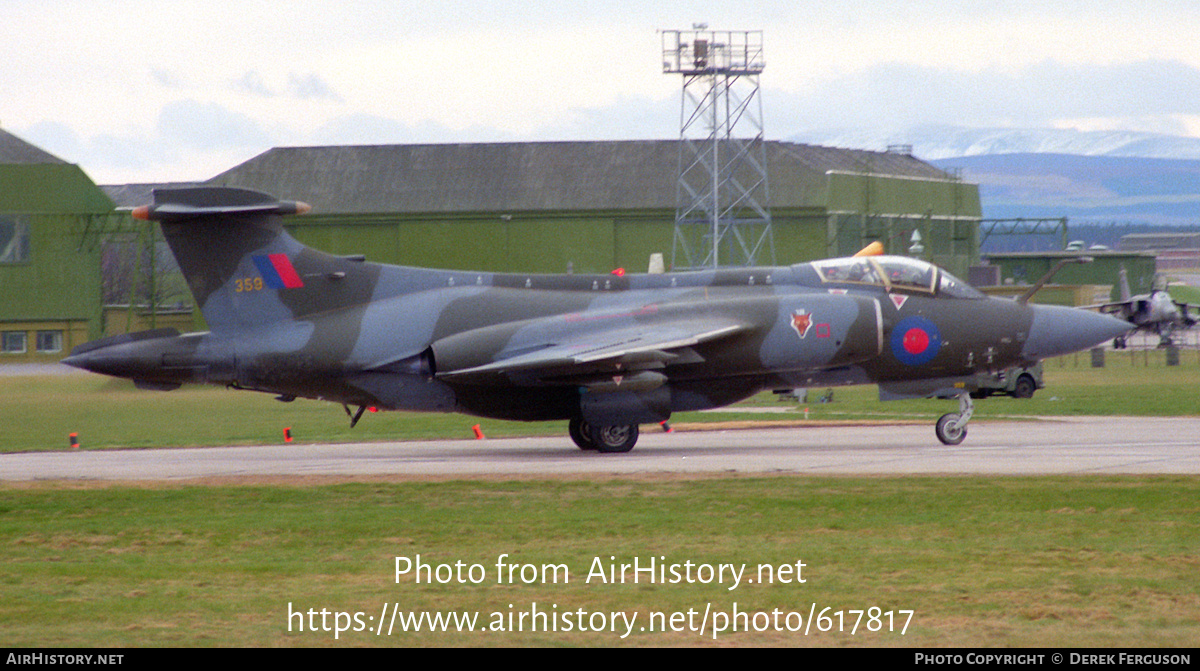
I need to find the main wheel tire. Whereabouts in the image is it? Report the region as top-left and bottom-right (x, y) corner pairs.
(588, 423), (639, 453)
(568, 418), (597, 450)
(1011, 374), (1036, 399)
(935, 413), (967, 445)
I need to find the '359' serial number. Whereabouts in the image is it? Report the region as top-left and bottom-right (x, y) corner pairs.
(235, 277), (265, 292)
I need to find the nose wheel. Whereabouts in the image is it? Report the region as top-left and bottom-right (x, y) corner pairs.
(935, 392), (974, 445)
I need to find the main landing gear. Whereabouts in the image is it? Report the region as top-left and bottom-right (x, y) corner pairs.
(568, 418), (639, 453)
(934, 392), (974, 445)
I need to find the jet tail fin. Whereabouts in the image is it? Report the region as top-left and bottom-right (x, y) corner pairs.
(138, 187), (378, 332)
(1118, 265), (1131, 302)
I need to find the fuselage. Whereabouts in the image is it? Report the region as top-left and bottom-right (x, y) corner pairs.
(64, 254), (1130, 423)
(59, 186), (1137, 450)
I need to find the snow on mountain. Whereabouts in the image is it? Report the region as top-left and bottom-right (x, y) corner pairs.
(789, 125), (1200, 162)
(789, 126), (1200, 227)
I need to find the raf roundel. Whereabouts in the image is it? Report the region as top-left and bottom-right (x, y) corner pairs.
(890, 316), (942, 366)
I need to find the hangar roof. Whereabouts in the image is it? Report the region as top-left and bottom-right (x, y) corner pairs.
(208, 140), (956, 215)
(0, 129), (113, 213)
(1118, 232), (1200, 252)
(0, 128), (67, 165)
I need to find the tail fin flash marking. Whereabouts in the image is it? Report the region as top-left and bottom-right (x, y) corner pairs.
(253, 254), (305, 289)
(148, 187), (381, 333)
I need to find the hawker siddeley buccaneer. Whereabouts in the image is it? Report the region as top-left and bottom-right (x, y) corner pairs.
(64, 188), (1132, 450)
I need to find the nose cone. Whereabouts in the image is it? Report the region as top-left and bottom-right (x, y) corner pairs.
(1022, 304), (1132, 360)
(60, 351), (91, 372)
(60, 328), (191, 384)
(61, 343), (148, 379)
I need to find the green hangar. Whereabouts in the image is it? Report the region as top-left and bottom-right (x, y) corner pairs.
(0, 129), (114, 363)
(4, 134), (980, 361)
(209, 141), (980, 277)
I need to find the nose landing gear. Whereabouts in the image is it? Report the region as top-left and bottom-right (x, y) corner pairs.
(935, 392), (974, 445)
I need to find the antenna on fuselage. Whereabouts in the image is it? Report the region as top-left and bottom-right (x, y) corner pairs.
(1017, 256), (1092, 305)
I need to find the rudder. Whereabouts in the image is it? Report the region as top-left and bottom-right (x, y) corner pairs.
(136, 187), (377, 332)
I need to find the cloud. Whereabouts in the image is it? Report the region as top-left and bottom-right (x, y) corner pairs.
(19, 121), (81, 162)
(309, 95), (677, 148)
(12, 100), (279, 183)
(772, 59), (1200, 135)
(19, 120), (169, 176)
(18, 28), (1200, 186)
(155, 100), (272, 150)
(310, 113), (516, 145)
(234, 71), (276, 98)
(230, 71), (343, 101)
(532, 96), (677, 141)
(287, 73), (342, 102)
(151, 68), (183, 89)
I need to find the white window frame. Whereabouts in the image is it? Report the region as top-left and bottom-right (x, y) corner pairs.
(36, 330), (63, 354)
(2, 331), (28, 354)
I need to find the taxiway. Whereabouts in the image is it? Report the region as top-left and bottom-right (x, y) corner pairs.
(2, 416), (1198, 481)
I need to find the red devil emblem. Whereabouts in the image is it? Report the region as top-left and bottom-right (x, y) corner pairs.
(791, 309), (813, 338)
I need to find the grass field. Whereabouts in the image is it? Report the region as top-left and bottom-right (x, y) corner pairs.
(1, 355), (1198, 647)
(2, 351), (1198, 453)
(2, 476), (1198, 647)
(1169, 283), (1200, 305)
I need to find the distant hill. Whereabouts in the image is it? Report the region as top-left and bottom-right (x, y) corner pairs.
(929, 153), (1200, 227)
(793, 125), (1200, 162)
(792, 126), (1200, 228)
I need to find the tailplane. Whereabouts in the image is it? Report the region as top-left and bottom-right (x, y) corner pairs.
(137, 187), (380, 332)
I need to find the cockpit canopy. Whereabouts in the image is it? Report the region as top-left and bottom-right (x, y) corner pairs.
(812, 256), (985, 299)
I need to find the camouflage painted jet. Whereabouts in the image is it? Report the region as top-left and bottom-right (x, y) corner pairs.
(63, 187), (1132, 450)
(1082, 266), (1198, 348)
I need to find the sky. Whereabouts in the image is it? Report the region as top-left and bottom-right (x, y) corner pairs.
(6, 1), (1200, 184)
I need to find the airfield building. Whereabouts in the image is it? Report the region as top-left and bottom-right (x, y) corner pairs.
(5, 136), (981, 360)
(980, 251), (1158, 305)
(0, 129), (114, 363)
(208, 141), (981, 278)
(1118, 232), (1200, 270)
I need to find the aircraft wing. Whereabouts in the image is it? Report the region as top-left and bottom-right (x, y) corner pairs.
(1078, 300), (1131, 314)
(435, 320), (748, 385)
(1176, 301), (1200, 326)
